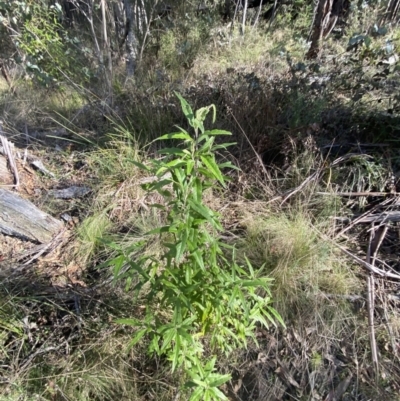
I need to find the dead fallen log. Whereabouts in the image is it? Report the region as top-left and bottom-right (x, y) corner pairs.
(334, 211), (400, 224)
(0, 189), (63, 243)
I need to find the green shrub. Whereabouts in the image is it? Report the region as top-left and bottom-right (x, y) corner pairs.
(106, 93), (284, 400)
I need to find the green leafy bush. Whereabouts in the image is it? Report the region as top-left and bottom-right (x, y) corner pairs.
(106, 93), (284, 400)
(0, 0), (89, 86)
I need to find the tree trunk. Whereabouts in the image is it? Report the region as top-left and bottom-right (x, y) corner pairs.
(307, 0), (334, 59)
(124, 0), (138, 77)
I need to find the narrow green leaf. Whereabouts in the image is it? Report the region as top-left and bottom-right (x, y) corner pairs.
(250, 310), (270, 328)
(149, 179), (172, 191)
(175, 92), (195, 126)
(166, 159), (187, 168)
(186, 159), (195, 175)
(128, 159), (151, 171)
(189, 386), (204, 401)
(175, 229), (188, 263)
(150, 335), (161, 355)
(211, 104), (216, 123)
(177, 328), (194, 343)
(191, 378), (207, 388)
(241, 279), (266, 287)
(198, 167), (218, 181)
(115, 318), (142, 326)
(198, 138), (215, 154)
(158, 131), (192, 141)
(265, 306), (286, 328)
(185, 263), (192, 284)
(210, 387), (230, 400)
(171, 334), (181, 372)
(127, 260), (149, 280)
(193, 119), (205, 134)
(200, 155), (225, 186)
(245, 256), (255, 278)
(191, 177), (202, 203)
(208, 374), (231, 388)
(211, 142), (237, 150)
(161, 328), (176, 352)
(158, 147), (185, 155)
(155, 166), (169, 176)
(217, 161), (241, 171)
(188, 200), (213, 222)
(172, 165), (185, 184)
(191, 250), (205, 270)
(205, 129), (231, 136)
(127, 328), (148, 349)
(111, 255), (125, 280)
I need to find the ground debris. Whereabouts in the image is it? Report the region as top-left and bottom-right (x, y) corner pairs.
(0, 188), (63, 243)
(49, 185), (91, 199)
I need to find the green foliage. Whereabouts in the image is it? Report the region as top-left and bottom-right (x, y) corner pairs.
(0, 0), (89, 86)
(157, 13), (214, 72)
(106, 94), (284, 400)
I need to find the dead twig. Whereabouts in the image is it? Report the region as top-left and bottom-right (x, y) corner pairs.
(334, 197), (393, 239)
(23, 228), (68, 265)
(280, 170), (321, 205)
(366, 224), (379, 381)
(315, 228), (400, 280)
(0, 133), (20, 189)
(317, 191), (400, 197)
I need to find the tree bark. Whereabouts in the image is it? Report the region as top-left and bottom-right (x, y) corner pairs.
(307, 0), (334, 59)
(124, 0), (138, 77)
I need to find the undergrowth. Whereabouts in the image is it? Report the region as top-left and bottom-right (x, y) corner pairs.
(2, 4), (400, 400)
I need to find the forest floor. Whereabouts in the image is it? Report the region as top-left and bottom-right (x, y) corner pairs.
(1, 17), (400, 401)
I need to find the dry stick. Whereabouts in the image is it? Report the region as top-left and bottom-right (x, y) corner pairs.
(366, 224), (379, 381)
(316, 229), (400, 280)
(269, 151), (345, 205)
(317, 191), (400, 197)
(0, 133), (19, 189)
(23, 228), (67, 266)
(334, 211), (400, 224)
(370, 224), (388, 267)
(280, 170), (321, 205)
(339, 243), (400, 280)
(264, 169), (322, 205)
(334, 197), (393, 239)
